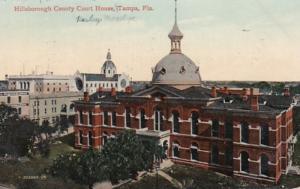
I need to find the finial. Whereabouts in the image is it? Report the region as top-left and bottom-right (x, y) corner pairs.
(106, 49), (111, 60)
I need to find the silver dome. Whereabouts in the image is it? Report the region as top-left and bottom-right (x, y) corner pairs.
(152, 53), (202, 86)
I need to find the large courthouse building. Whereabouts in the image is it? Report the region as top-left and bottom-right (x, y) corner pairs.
(74, 1), (296, 184)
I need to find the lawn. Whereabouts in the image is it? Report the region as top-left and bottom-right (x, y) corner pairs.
(0, 133), (86, 189)
(292, 135), (300, 166)
(117, 175), (177, 189)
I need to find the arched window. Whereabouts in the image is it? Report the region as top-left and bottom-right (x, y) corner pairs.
(211, 144), (219, 164)
(212, 119), (219, 137)
(225, 120), (233, 139)
(191, 112), (199, 135)
(225, 147), (233, 166)
(172, 111), (180, 133)
(241, 121), (249, 143)
(140, 109), (146, 129)
(103, 111), (109, 126)
(112, 111), (117, 126)
(173, 142), (180, 158)
(191, 143), (199, 161)
(125, 107), (131, 127)
(154, 108), (163, 131)
(88, 131), (93, 146)
(261, 124), (269, 146)
(241, 151), (249, 172)
(261, 154), (269, 176)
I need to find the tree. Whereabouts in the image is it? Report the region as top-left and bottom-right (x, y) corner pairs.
(101, 130), (161, 183)
(49, 150), (108, 189)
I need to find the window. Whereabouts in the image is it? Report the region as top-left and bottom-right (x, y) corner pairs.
(44, 108), (47, 114)
(154, 108), (164, 131)
(140, 109), (146, 129)
(89, 111), (93, 125)
(112, 111), (117, 126)
(88, 131), (93, 146)
(172, 111), (180, 133)
(225, 120), (233, 139)
(173, 142), (180, 158)
(7, 96), (11, 104)
(225, 147), (233, 166)
(191, 143), (199, 161)
(241, 121), (249, 143)
(45, 100), (47, 106)
(261, 124), (269, 146)
(79, 130), (83, 144)
(47, 88), (50, 92)
(18, 108), (21, 115)
(241, 151), (249, 172)
(18, 96), (22, 103)
(212, 119), (219, 137)
(260, 154), (269, 176)
(103, 111), (109, 126)
(79, 111), (83, 124)
(102, 132), (108, 146)
(125, 107), (131, 127)
(191, 112), (199, 135)
(211, 144), (219, 164)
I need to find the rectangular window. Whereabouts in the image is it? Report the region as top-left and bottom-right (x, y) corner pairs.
(89, 111), (93, 125)
(212, 119), (219, 137)
(103, 111), (109, 126)
(125, 108), (131, 127)
(112, 111), (117, 126)
(225, 120), (233, 139)
(18, 108), (21, 115)
(79, 130), (83, 144)
(45, 100), (47, 106)
(18, 96), (22, 103)
(44, 108), (47, 114)
(7, 96), (11, 104)
(79, 111), (83, 124)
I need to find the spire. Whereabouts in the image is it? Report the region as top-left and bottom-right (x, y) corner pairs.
(106, 49), (111, 60)
(175, 0), (178, 24)
(168, 0), (183, 54)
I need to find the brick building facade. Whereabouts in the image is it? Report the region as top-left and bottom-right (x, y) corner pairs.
(73, 1), (296, 184)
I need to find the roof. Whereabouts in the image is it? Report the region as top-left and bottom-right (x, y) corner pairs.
(83, 73), (120, 82)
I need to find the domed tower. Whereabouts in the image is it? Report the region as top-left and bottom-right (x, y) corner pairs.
(101, 49), (117, 78)
(151, 0), (202, 89)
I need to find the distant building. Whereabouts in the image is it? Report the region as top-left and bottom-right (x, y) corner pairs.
(74, 50), (130, 94)
(74, 2), (297, 184)
(0, 80), (8, 91)
(5, 72), (83, 126)
(0, 90), (29, 118)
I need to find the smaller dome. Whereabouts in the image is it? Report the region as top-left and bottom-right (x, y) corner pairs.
(168, 23), (183, 39)
(101, 50), (117, 73)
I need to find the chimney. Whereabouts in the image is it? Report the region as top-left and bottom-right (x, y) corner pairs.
(284, 87), (290, 97)
(211, 86), (217, 98)
(97, 87), (103, 93)
(250, 88), (259, 111)
(84, 91), (89, 102)
(224, 86), (229, 94)
(111, 87), (116, 96)
(125, 86), (133, 94)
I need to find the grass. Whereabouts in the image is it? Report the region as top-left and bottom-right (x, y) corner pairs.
(292, 135), (300, 166)
(117, 175), (177, 189)
(0, 133), (86, 189)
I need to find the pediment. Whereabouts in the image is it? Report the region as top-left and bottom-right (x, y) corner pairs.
(132, 85), (183, 98)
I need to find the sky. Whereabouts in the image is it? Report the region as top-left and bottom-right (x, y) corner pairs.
(0, 0), (299, 81)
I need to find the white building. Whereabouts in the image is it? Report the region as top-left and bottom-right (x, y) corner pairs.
(74, 50), (130, 94)
(6, 72), (83, 126)
(0, 90), (30, 118)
